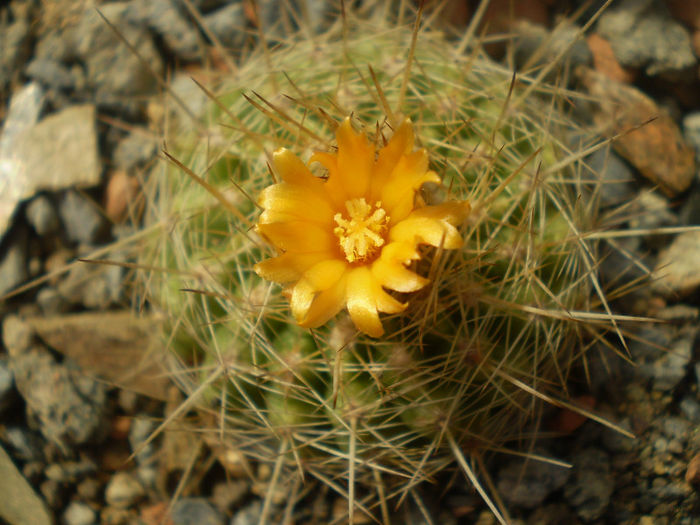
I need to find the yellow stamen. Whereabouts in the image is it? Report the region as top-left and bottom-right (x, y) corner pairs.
(333, 198), (389, 263)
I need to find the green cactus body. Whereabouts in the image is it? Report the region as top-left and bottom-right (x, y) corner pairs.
(142, 11), (603, 519)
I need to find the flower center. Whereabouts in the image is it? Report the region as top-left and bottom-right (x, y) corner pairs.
(333, 198), (389, 263)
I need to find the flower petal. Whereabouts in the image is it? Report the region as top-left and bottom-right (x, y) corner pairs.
(346, 266), (384, 337)
(308, 151), (347, 210)
(336, 118), (374, 199)
(373, 285), (407, 314)
(371, 241), (429, 293)
(258, 183), (334, 224)
(380, 151), (441, 224)
(291, 259), (347, 321)
(273, 149), (324, 189)
(255, 251), (336, 283)
(299, 272), (349, 329)
(371, 119), (415, 200)
(257, 221), (335, 252)
(389, 201), (469, 249)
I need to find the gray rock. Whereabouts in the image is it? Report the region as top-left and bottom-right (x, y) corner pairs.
(564, 448), (614, 521)
(113, 130), (157, 172)
(653, 231), (700, 298)
(212, 481), (248, 514)
(172, 498), (225, 525)
(231, 500), (263, 525)
(58, 257), (123, 309)
(640, 332), (693, 391)
(25, 196), (59, 237)
(630, 325), (674, 362)
(679, 397), (700, 423)
(72, 3), (163, 113)
(0, 357), (15, 413)
(25, 58), (81, 91)
(0, 426), (44, 462)
(104, 471), (145, 508)
(0, 82), (45, 239)
(45, 458), (97, 483)
(126, 1), (201, 61)
(257, 0), (332, 39)
(36, 287), (69, 315)
(513, 21), (591, 73)
(497, 456), (570, 509)
(169, 72), (210, 122)
(202, 3), (246, 50)
(63, 501), (97, 525)
(587, 148), (636, 208)
(661, 416), (690, 442)
(59, 190), (105, 245)
(0, 234), (28, 296)
(1, 102), (101, 240)
(601, 420), (636, 453)
(628, 190), (677, 232)
(597, 0), (696, 77)
(2, 316), (108, 452)
(129, 416), (157, 466)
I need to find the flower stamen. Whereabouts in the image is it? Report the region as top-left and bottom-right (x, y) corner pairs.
(334, 198), (389, 263)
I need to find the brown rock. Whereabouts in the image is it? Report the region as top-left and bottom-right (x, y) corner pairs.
(24, 312), (171, 400)
(587, 33), (636, 84)
(686, 453), (700, 484)
(579, 69), (696, 197)
(105, 170), (140, 223)
(666, 0), (700, 30)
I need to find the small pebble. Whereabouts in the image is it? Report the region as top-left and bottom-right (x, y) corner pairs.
(63, 501), (97, 525)
(25, 195), (59, 236)
(564, 448), (614, 521)
(59, 190), (105, 245)
(686, 454), (700, 485)
(104, 472), (145, 508)
(171, 498), (225, 525)
(231, 500), (263, 525)
(497, 455), (570, 509)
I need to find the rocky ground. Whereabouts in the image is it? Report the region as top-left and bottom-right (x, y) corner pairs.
(2, 0), (700, 524)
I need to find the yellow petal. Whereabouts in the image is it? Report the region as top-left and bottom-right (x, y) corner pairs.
(373, 284), (407, 314)
(257, 221), (335, 252)
(346, 266), (384, 337)
(255, 251), (335, 283)
(380, 151), (441, 223)
(291, 279), (315, 321)
(291, 259), (347, 321)
(303, 258), (347, 289)
(273, 149), (325, 190)
(371, 119), (415, 199)
(299, 272), (348, 329)
(309, 151), (346, 210)
(258, 183), (334, 224)
(412, 200), (471, 225)
(371, 241), (429, 293)
(390, 215), (462, 249)
(336, 117), (374, 199)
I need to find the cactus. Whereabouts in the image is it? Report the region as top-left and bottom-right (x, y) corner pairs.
(138, 6), (615, 522)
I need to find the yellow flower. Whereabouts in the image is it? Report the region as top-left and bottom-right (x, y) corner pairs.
(254, 118), (470, 337)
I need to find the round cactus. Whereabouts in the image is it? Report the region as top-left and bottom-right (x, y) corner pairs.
(139, 8), (610, 522)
